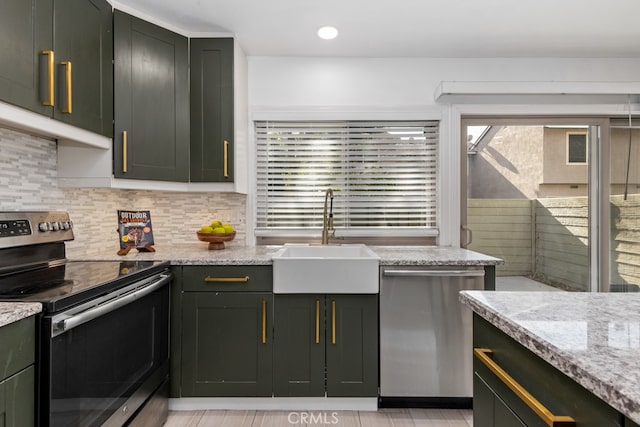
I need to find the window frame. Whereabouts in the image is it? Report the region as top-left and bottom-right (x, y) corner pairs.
(567, 131), (588, 165)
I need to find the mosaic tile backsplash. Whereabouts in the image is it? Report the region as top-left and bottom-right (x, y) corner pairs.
(0, 127), (247, 257)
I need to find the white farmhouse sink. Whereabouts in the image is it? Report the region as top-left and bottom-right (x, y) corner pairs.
(272, 244), (380, 293)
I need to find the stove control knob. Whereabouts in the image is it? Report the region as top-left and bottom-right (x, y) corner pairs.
(51, 222), (60, 231)
(38, 222), (49, 232)
(60, 221), (69, 230)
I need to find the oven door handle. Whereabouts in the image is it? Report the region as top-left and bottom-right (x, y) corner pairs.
(55, 273), (172, 336)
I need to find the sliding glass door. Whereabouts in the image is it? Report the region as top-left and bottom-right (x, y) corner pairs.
(461, 117), (607, 292)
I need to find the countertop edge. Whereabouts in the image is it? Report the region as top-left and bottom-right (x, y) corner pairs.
(0, 302), (42, 328)
(459, 291), (640, 424)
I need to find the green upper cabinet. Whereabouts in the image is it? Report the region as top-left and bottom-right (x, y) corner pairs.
(113, 10), (189, 182)
(53, 0), (113, 136)
(0, 0), (52, 116)
(0, 0), (112, 137)
(190, 38), (234, 182)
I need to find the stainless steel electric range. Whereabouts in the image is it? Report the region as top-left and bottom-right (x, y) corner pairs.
(0, 212), (171, 427)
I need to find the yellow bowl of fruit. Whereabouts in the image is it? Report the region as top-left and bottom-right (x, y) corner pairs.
(197, 220), (236, 250)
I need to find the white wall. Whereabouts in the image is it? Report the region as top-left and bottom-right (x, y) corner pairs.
(247, 56), (640, 245)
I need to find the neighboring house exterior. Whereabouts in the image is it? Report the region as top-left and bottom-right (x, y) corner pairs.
(468, 125), (639, 199)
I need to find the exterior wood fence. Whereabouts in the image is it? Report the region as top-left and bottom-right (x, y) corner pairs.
(468, 195), (640, 291)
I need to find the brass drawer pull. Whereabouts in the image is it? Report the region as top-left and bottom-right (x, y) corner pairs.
(315, 299), (320, 344)
(122, 130), (128, 173)
(331, 300), (336, 345)
(60, 61), (72, 113)
(474, 348), (576, 427)
(204, 276), (250, 283)
(223, 140), (229, 178)
(261, 299), (267, 344)
(40, 50), (55, 106)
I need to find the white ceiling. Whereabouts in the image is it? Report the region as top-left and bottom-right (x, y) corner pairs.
(113, 0), (640, 58)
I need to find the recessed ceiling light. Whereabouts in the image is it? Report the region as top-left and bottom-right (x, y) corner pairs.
(317, 26), (338, 40)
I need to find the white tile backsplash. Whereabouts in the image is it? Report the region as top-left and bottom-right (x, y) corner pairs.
(0, 127), (247, 257)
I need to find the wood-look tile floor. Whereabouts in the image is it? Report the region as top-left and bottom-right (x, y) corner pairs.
(165, 408), (473, 426)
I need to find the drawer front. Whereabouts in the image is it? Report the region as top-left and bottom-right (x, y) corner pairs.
(182, 266), (273, 292)
(0, 316), (35, 380)
(473, 314), (622, 427)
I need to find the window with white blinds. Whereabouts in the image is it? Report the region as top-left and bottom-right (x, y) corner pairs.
(255, 120), (438, 237)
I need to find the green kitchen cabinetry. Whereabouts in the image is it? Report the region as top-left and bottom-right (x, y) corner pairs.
(627, 419), (640, 427)
(113, 10), (189, 182)
(273, 294), (378, 397)
(0, 0), (112, 136)
(190, 38), (234, 183)
(0, 316), (36, 427)
(473, 314), (623, 427)
(176, 266), (273, 397)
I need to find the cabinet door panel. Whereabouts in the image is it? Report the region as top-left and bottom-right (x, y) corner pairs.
(4, 366), (35, 427)
(326, 295), (378, 397)
(273, 295), (325, 397)
(181, 292), (272, 396)
(0, 0), (52, 115)
(114, 11), (189, 181)
(190, 38), (234, 182)
(54, 0), (112, 136)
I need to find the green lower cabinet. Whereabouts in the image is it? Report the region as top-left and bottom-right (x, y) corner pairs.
(273, 294), (378, 397)
(181, 292), (273, 397)
(0, 316), (36, 427)
(0, 366), (35, 427)
(627, 418), (640, 427)
(473, 314), (623, 427)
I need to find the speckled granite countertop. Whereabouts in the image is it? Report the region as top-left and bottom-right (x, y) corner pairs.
(460, 291), (640, 424)
(73, 244), (503, 266)
(0, 302), (42, 328)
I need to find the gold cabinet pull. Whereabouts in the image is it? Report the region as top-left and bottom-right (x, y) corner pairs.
(223, 140), (229, 178)
(474, 348), (576, 427)
(261, 299), (267, 344)
(122, 131), (128, 173)
(331, 300), (336, 345)
(204, 276), (250, 283)
(60, 61), (72, 113)
(40, 50), (55, 106)
(315, 299), (320, 344)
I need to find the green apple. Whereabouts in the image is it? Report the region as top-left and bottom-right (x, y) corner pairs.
(222, 224), (234, 233)
(200, 225), (214, 233)
(213, 227), (226, 234)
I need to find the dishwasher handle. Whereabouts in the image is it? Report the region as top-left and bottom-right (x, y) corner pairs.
(382, 269), (485, 278)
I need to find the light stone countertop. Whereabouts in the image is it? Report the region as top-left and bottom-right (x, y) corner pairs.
(460, 290), (640, 424)
(0, 302), (42, 328)
(73, 243), (503, 266)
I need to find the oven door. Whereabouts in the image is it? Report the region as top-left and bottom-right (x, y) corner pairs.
(40, 272), (171, 427)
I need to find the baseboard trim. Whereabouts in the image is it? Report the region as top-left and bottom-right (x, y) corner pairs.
(169, 397), (378, 411)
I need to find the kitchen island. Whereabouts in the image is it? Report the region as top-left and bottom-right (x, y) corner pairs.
(460, 290), (640, 425)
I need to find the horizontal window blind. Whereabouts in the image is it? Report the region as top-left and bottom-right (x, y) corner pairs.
(255, 120), (438, 235)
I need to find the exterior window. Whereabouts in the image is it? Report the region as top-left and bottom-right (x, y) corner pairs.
(567, 132), (587, 164)
(254, 120), (438, 241)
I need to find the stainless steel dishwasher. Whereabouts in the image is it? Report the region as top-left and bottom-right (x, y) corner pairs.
(379, 265), (485, 406)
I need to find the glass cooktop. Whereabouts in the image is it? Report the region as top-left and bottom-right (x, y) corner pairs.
(0, 260), (169, 312)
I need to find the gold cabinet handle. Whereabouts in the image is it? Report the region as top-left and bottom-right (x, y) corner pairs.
(261, 299), (267, 344)
(122, 131), (128, 173)
(204, 276), (250, 283)
(40, 50), (55, 106)
(223, 140), (229, 178)
(315, 299), (320, 344)
(331, 300), (336, 345)
(60, 61), (72, 113)
(474, 348), (576, 427)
